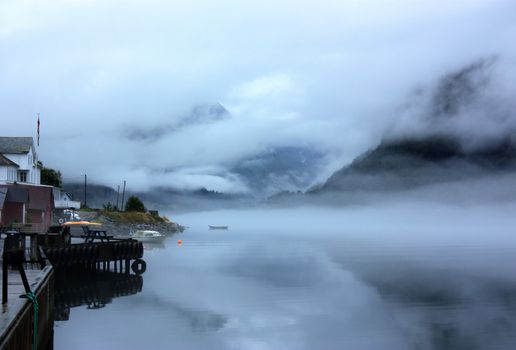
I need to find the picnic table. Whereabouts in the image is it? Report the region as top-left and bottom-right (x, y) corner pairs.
(81, 228), (113, 243)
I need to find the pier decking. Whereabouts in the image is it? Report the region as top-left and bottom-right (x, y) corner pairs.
(0, 266), (54, 350)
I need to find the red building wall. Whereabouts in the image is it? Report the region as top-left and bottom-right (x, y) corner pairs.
(1, 202), (24, 225)
(28, 209), (42, 223)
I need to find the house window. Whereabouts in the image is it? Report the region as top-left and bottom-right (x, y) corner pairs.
(18, 170), (28, 182)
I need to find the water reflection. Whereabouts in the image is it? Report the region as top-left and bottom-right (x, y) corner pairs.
(54, 269), (143, 321)
(129, 294), (228, 332)
(54, 207), (516, 350)
(142, 241), (166, 251)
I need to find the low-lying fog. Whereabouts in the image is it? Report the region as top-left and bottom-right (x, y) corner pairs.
(57, 177), (516, 350)
(159, 183), (516, 350)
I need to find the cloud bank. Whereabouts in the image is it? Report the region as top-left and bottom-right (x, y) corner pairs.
(1, 0), (516, 192)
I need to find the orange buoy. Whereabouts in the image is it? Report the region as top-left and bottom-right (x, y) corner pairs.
(177, 239), (182, 245)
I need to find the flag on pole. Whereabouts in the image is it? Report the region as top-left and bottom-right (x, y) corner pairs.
(37, 113), (40, 146)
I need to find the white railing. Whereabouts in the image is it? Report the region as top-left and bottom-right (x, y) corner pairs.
(54, 200), (81, 209)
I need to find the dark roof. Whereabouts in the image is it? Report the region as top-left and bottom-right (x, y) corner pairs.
(0, 185), (29, 203)
(0, 137), (34, 154)
(0, 153), (19, 167)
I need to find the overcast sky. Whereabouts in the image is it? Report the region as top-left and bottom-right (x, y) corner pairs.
(1, 0), (515, 192)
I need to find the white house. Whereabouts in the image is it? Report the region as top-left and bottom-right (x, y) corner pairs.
(0, 137), (41, 184)
(53, 187), (81, 210)
(0, 153), (18, 182)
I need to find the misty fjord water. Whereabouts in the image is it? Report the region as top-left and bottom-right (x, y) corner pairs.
(54, 205), (516, 350)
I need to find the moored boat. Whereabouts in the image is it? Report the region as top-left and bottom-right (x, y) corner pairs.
(208, 225), (228, 230)
(130, 230), (167, 243)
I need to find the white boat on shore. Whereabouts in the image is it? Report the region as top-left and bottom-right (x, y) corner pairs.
(209, 225), (228, 230)
(130, 230), (167, 243)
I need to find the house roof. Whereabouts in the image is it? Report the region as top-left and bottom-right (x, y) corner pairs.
(0, 185), (29, 203)
(0, 153), (19, 167)
(0, 137), (34, 154)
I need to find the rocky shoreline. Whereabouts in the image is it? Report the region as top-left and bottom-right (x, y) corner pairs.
(77, 210), (185, 237)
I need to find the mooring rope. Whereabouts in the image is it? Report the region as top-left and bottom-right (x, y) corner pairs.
(25, 292), (39, 350)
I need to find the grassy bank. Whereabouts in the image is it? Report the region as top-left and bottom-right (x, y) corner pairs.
(77, 209), (184, 236)
(101, 211), (171, 224)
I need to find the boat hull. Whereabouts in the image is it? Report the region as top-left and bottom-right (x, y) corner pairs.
(132, 235), (167, 243)
(131, 230), (167, 243)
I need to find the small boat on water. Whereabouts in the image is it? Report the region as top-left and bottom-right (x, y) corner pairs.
(209, 225), (228, 230)
(130, 230), (167, 243)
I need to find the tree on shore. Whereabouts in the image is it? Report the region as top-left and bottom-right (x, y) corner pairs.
(102, 202), (117, 211)
(125, 196), (146, 212)
(41, 166), (62, 187)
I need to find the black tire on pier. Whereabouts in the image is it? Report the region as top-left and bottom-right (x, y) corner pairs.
(131, 259), (146, 275)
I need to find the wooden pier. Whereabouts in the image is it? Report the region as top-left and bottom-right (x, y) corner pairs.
(0, 266), (54, 350)
(44, 240), (145, 274)
(0, 224), (147, 350)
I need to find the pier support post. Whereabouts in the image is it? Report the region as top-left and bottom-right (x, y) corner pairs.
(2, 257), (7, 304)
(30, 234), (38, 263)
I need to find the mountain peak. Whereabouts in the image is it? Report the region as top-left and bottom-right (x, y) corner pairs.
(124, 102), (230, 141)
(431, 57), (495, 118)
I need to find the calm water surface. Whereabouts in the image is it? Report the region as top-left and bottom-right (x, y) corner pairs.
(54, 207), (516, 350)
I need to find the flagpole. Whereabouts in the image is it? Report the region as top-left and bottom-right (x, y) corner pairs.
(37, 113), (40, 147)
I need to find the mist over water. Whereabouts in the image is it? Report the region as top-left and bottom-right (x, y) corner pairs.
(171, 202), (516, 350)
(55, 191), (516, 349)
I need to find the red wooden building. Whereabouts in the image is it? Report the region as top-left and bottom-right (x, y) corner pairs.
(0, 183), (54, 232)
